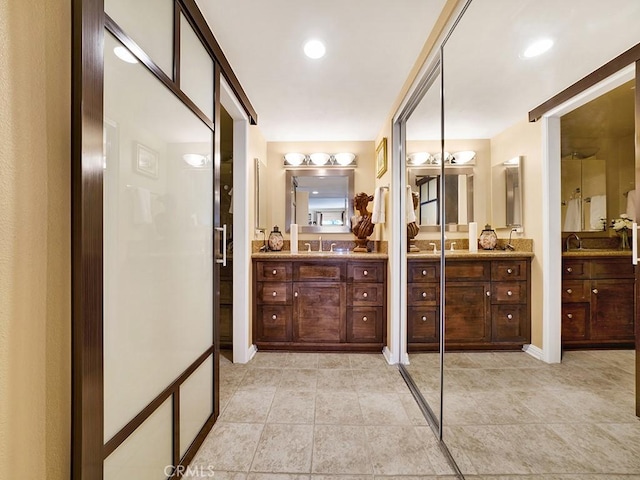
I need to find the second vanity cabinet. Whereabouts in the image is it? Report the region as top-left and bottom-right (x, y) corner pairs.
(253, 256), (387, 351)
(562, 255), (635, 348)
(407, 256), (531, 351)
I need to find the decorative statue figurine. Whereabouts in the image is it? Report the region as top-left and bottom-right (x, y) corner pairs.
(351, 192), (375, 252)
(407, 191), (420, 252)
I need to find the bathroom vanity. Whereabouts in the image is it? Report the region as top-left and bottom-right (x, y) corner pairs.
(407, 252), (533, 351)
(561, 252), (635, 348)
(252, 253), (387, 351)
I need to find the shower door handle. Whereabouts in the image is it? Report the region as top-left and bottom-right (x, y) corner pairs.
(215, 224), (227, 267)
(633, 223), (639, 266)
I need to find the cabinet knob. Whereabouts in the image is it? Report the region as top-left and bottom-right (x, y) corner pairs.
(272, 291), (277, 297)
(422, 292), (427, 298)
(486, 291), (491, 297)
(421, 316), (427, 322)
(363, 270), (368, 276)
(272, 269), (277, 275)
(567, 313), (573, 319)
(294, 292), (298, 297)
(507, 268), (513, 274)
(592, 288), (598, 294)
(566, 289), (572, 294)
(566, 267), (573, 273)
(507, 290), (513, 296)
(363, 292), (368, 298)
(422, 270), (427, 276)
(362, 316), (368, 322)
(272, 314), (277, 320)
(507, 314), (513, 320)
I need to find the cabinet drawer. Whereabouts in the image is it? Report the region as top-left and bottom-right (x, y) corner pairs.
(408, 262), (438, 282)
(407, 307), (438, 343)
(257, 282), (291, 304)
(492, 260), (527, 281)
(256, 261), (292, 281)
(591, 259), (635, 279)
(408, 284), (438, 306)
(561, 280), (590, 303)
(491, 281), (527, 303)
(446, 261), (490, 281)
(562, 260), (589, 279)
(491, 304), (529, 343)
(347, 307), (382, 343)
(349, 262), (384, 282)
(256, 305), (292, 342)
(294, 262), (345, 282)
(349, 284), (384, 306)
(561, 303), (589, 341)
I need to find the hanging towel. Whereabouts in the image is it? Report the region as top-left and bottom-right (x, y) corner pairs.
(371, 186), (386, 224)
(589, 194), (606, 230)
(563, 198), (581, 231)
(626, 189), (636, 221)
(228, 187), (234, 214)
(405, 185), (417, 224)
(132, 186), (152, 224)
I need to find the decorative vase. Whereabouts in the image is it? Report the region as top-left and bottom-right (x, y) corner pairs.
(621, 229), (630, 250)
(268, 225), (284, 251)
(478, 224), (497, 250)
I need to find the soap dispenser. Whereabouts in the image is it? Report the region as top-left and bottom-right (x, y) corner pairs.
(478, 224), (497, 250)
(267, 225), (284, 251)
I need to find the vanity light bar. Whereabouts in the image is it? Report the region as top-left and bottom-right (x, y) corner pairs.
(407, 150), (476, 166)
(283, 152), (357, 168)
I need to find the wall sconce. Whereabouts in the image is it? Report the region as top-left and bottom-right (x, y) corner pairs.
(283, 152), (357, 168)
(407, 150), (476, 166)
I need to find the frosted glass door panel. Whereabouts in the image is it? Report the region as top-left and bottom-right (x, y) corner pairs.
(180, 14), (214, 119)
(104, 33), (213, 440)
(105, 0), (174, 75)
(179, 356), (213, 457)
(104, 400), (172, 480)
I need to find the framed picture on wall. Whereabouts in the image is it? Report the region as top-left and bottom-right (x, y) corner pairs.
(134, 143), (159, 178)
(376, 137), (387, 178)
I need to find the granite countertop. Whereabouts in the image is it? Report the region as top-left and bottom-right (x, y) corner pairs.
(252, 251), (388, 259)
(408, 250), (534, 259)
(562, 249), (632, 257)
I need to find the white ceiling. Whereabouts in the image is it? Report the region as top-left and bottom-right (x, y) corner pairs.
(198, 0), (640, 143)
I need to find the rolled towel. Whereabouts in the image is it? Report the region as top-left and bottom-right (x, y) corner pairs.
(406, 185), (417, 224)
(563, 198), (581, 231)
(372, 186), (386, 224)
(626, 189), (636, 221)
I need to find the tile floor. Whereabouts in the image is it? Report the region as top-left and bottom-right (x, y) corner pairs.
(187, 352), (457, 479)
(407, 349), (640, 478)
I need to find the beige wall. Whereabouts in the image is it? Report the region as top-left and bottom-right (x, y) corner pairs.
(491, 119), (544, 348)
(265, 141), (377, 241)
(0, 0), (71, 479)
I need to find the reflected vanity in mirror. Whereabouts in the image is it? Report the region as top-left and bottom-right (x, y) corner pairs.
(492, 156), (523, 228)
(285, 169), (354, 233)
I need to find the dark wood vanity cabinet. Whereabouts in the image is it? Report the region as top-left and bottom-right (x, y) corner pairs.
(407, 257), (531, 351)
(562, 256), (635, 348)
(253, 257), (387, 351)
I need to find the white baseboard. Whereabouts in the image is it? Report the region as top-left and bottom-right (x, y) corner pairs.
(247, 344), (257, 362)
(522, 343), (544, 361)
(382, 346), (395, 365)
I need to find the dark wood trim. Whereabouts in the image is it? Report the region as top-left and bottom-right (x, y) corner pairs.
(178, 0), (258, 124)
(105, 14), (214, 131)
(172, 391), (180, 467)
(213, 64), (222, 419)
(170, 413), (217, 479)
(103, 347), (214, 458)
(71, 0), (105, 478)
(529, 42), (640, 122)
(173, 2), (181, 86)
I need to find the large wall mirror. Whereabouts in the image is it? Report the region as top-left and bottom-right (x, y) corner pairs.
(492, 156), (523, 228)
(285, 169), (354, 233)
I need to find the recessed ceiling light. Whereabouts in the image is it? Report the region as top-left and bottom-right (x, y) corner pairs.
(312, 191), (319, 195)
(522, 38), (554, 58)
(304, 39), (326, 59)
(114, 46), (138, 64)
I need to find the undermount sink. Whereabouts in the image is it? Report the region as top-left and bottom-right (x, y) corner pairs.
(567, 247), (614, 252)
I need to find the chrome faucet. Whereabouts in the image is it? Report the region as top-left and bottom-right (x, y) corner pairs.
(565, 232), (582, 251)
(318, 236), (323, 252)
(330, 243), (337, 252)
(429, 242), (437, 253)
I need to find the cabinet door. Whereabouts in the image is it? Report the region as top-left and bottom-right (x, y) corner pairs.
(590, 279), (635, 340)
(293, 282), (346, 342)
(444, 282), (491, 343)
(561, 303), (589, 342)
